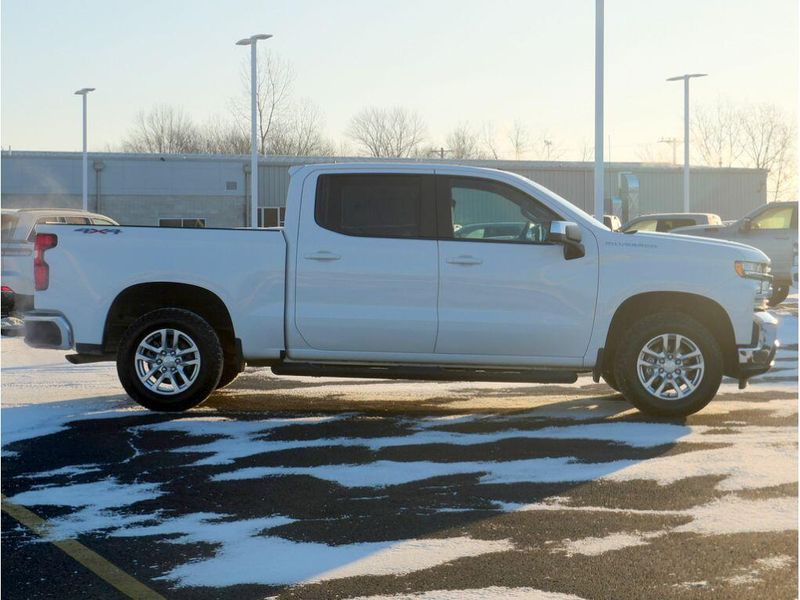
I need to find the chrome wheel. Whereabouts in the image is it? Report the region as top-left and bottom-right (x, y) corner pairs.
(636, 333), (704, 401)
(134, 328), (201, 396)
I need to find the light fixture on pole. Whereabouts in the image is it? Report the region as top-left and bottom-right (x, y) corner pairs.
(236, 33), (273, 228)
(74, 87), (95, 212)
(666, 73), (707, 212)
(593, 0), (604, 222)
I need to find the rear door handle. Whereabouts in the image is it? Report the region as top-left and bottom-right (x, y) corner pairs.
(304, 251), (341, 261)
(446, 255), (483, 266)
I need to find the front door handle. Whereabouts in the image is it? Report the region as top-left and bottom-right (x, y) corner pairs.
(305, 251), (341, 261)
(446, 255), (483, 266)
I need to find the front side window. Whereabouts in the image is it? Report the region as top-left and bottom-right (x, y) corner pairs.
(443, 177), (559, 243)
(316, 174), (435, 239)
(629, 219), (657, 232)
(751, 206), (794, 230)
(657, 218), (695, 232)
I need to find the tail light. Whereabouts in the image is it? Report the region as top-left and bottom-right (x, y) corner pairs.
(34, 233), (58, 291)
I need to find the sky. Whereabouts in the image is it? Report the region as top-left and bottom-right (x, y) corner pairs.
(1, 0), (797, 161)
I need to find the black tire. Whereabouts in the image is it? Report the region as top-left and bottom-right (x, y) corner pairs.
(768, 283), (790, 307)
(216, 360), (243, 389)
(613, 311), (722, 418)
(601, 366), (619, 391)
(117, 308), (223, 412)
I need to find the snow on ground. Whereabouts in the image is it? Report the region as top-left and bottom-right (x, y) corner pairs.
(1, 297), (796, 592)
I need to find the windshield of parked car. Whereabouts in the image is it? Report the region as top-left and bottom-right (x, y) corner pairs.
(1, 213), (19, 240)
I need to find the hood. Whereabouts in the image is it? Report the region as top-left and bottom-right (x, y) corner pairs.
(623, 230), (769, 263)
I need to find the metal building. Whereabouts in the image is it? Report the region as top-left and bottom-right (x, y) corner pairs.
(1, 151), (767, 227)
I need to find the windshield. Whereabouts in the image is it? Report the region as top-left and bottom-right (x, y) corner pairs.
(1, 213), (19, 240)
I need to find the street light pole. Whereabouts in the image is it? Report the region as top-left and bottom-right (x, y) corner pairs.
(74, 88), (95, 212)
(236, 33), (273, 228)
(593, 0), (604, 222)
(667, 73), (707, 212)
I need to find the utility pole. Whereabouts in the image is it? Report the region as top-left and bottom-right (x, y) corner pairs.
(593, 0), (604, 221)
(74, 88), (95, 211)
(658, 137), (680, 165)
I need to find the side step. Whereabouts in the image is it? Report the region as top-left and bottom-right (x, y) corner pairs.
(271, 363), (578, 384)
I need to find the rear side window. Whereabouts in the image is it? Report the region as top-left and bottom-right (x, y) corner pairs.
(315, 174), (436, 239)
(27, 216), (66, 241)
(65, 216), (91, 225)
(91, 218), (116, 226)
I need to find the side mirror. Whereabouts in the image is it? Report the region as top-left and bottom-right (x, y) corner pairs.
(549, 221), (585, 260)
(739, 218), (752, 233)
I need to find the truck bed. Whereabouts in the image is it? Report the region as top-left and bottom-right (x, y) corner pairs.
(33, 225), (287, 360)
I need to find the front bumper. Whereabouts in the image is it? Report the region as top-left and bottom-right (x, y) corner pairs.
(736, 311), (779, 383)
(24, 311), (74, 350)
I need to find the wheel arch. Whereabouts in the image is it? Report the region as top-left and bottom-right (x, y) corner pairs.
(603, 292), (738, 377)
(104, 282), (237, 358)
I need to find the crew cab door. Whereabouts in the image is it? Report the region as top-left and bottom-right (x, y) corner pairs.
(294, 170), (439, 353)
(434, 174), (598, 360)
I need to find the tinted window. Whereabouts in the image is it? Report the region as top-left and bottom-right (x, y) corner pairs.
(751, 206), (794, 230)
(65, 216), (91, 225)
(443, 177), (559, 243)
(316, 174), (435, 238)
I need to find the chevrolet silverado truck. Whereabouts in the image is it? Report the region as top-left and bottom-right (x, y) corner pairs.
(24, 163), (778, 417)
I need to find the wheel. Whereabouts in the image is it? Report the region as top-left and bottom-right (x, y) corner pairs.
(116, 308), (223, 411)
(768, 283), (790, 307)
(613, 311), (722, 417)
(216, 360), (243, 389)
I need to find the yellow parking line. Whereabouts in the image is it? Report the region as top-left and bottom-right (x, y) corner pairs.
(2, 495), (166, 600)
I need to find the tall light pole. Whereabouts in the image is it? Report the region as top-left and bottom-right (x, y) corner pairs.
(236, 33), (273, 228)
(594, 0), (604, 222)
(667, 73), (707, 212)
(74, 88), (95, 211)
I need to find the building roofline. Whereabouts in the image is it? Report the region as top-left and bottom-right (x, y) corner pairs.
(0, 149), (769, 174)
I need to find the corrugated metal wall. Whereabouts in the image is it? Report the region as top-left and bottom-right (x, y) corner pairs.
(2, 152), (768, 225)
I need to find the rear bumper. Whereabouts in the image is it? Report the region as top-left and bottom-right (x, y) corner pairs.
(24, 311), (73, 350)
(736, 311), (779, 380)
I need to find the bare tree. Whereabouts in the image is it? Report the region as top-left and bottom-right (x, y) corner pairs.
(445, 123), (486, 159)
(508, 120), (530, 160)
(199, 116), (249, 155)
(268, 99), (336, 156)
(579, 139), (594, 162)
(529, 131), (563, 161)
(232, 50), (294, 155)
(346, 107), (426, 157)
(121, 105), (201, 153)
(691, 100), (744, 168)
(739, 104), (795, 201)
(480, 122), (501, 159)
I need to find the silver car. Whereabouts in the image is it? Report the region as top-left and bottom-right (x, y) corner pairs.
(672, 202), (798, 306)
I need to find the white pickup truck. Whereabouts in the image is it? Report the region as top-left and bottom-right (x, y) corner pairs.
(24, 163), (778, 417)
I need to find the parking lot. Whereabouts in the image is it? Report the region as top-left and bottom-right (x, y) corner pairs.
(1, 299), (797, 600)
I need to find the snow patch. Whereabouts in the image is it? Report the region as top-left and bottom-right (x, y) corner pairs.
(347, 587), (588, 600)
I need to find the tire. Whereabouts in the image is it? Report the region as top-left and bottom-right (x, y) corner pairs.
(117, 308), (223, 412)
(613, 311), (722, 418)
(768, 283), (790, 307)
(216, 360), (243, 389)
(601, 366), (619, 391)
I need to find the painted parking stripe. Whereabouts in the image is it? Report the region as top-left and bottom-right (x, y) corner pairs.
(1, 495), (165, 600)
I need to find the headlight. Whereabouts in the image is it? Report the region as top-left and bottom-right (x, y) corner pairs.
(735, 261), (772, 306)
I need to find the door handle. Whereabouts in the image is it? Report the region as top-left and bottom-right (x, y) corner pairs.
(305, 251), (341, 261)
(446, 255), (483, 265)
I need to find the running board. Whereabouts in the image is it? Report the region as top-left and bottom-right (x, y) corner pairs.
(271, 363), (578, 384)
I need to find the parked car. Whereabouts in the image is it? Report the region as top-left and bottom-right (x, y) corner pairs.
(621, 212), (723, 233)
(672, 202), (798, 306)
(24, 164), (776, 418)
(1, 208), (118, 316)
(603, 215), (621, 231)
